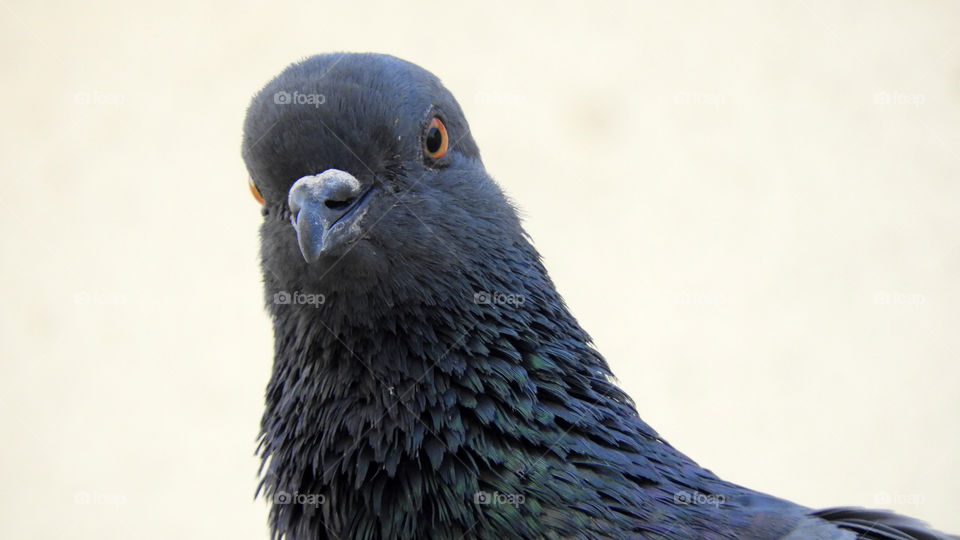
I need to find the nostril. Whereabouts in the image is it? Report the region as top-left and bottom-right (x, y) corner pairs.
(324, 198), (354, 210)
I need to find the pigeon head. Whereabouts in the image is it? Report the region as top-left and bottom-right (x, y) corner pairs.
(243, 54), (960, 540)
(242, 53), (520, 305)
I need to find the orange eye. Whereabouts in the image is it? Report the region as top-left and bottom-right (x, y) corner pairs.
(248, 177), (265, 205)
(424, 117), (448, 160)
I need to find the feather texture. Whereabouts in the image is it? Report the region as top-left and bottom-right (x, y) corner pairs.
(242, 53), (956, 540)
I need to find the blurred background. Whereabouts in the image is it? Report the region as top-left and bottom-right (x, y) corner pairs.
(1, 1), (958, 538)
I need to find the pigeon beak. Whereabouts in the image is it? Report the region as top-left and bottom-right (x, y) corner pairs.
(287, 169), (368, 263)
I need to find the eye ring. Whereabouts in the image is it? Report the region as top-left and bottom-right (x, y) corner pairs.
(248, 177), (265, 205)
(423, 116), (449, 160)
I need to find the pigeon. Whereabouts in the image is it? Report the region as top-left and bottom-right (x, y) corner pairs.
(241, 53), (956, 540)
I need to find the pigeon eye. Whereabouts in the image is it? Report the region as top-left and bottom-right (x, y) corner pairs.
(424, 117), (449, 160)
(248, 177), (265, 205)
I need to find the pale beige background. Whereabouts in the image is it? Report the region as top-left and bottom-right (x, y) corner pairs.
(1, 1), (957, 538)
